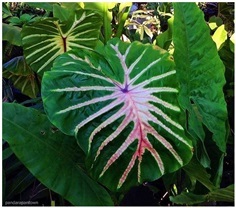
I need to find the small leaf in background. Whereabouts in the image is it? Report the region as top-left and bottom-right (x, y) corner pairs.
(8, 16), (22, 26)
(116, 2), (132, 38)
(170, 184), (234, 205)
(156, 16), (173, 50)
(208, 16), (223, 30)
(20, 14), (33, 23)
(3, 56), (40, 98)
(25, 2), (54, 12)
(83, 2), (117, 43)
(2, 23), (22, 46)
(3, 103), (113, 206)
(42, 38), (193, 192)
(212, 25), (227, 50)
(144, 25), (153, 39)
(170, 192), (206, 205)
(2, 2), (12, 18)
(183, 157), (216, 191)
(21, 9), (102, 75)
(119, 2), (132, 14)
(207, 184), (234, 202)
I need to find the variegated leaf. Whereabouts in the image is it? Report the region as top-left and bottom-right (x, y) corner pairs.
(21, 9), (102, 75)
(42, 38), (193, 191)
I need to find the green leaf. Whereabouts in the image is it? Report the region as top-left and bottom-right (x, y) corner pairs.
(208, 16), (223, 30)
(212, 25), (227, 50)
(3, 56), (40, 98)
(116, 3), (132, 38)
(21, 9), (102, 75)
(60, 2), (83, 11)
(119, 2), (131, 13)
(25, 2), (54, 12)
(2, 3), (12, 18)
(170, 192), (206, 205)
(83, 2), (116, 43)
(9, 16), (22, 26)
(42, 38), (193, 191)
(156, 16), (173, 50)
(170, 184), (234, 205)
(53, 4), (70, 22)
(2, 146), (14, 160)
(20, 14), (33, 23)
(183, 157), (216, 191)
(208, 184), (234, 202)
(2, 23), (22, 46)
(173, 3), (228, 154)
(5, 168), (35, 200)
(3, 103), (113, 206)
(229, 33), (234, 52)
(144, 25), (153, 39)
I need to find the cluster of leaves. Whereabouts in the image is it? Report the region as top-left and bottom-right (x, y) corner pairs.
(2, 2), (234, 206)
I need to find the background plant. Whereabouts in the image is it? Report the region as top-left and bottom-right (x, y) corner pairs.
(2, 2), (234, 206)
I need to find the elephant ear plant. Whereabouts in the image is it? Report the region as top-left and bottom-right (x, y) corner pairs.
(21, 8), (102, 75)
(42, 38), (193, 191)
(3, 2), (231, 206)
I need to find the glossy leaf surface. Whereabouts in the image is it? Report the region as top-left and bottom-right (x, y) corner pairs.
(21, 9), (102, 75)
(3, 103), (113, 205)
(212, 25), (227, 50)
(173, 3), (228, 154)
(42, 38), (193, 191)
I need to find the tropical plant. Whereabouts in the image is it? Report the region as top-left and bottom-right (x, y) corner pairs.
(41, 38), (193, 191)
(2, 2), (234, 206)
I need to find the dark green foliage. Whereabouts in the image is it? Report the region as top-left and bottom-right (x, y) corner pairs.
(2, 2), (234, 206)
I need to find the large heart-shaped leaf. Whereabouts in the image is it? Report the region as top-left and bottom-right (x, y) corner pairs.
(3, 103), (113, 205)
(42, 38), (193, 191)
(21, 9), (102, 75)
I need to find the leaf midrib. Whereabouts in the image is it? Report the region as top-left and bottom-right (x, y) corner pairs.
(3, 116), (109, 205)
(3, 116), (82, 169)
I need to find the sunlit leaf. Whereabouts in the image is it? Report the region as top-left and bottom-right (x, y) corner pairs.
(212, 25), (227, 50)
(21, 9), (102, 75)
(208, 16), (223, 30)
